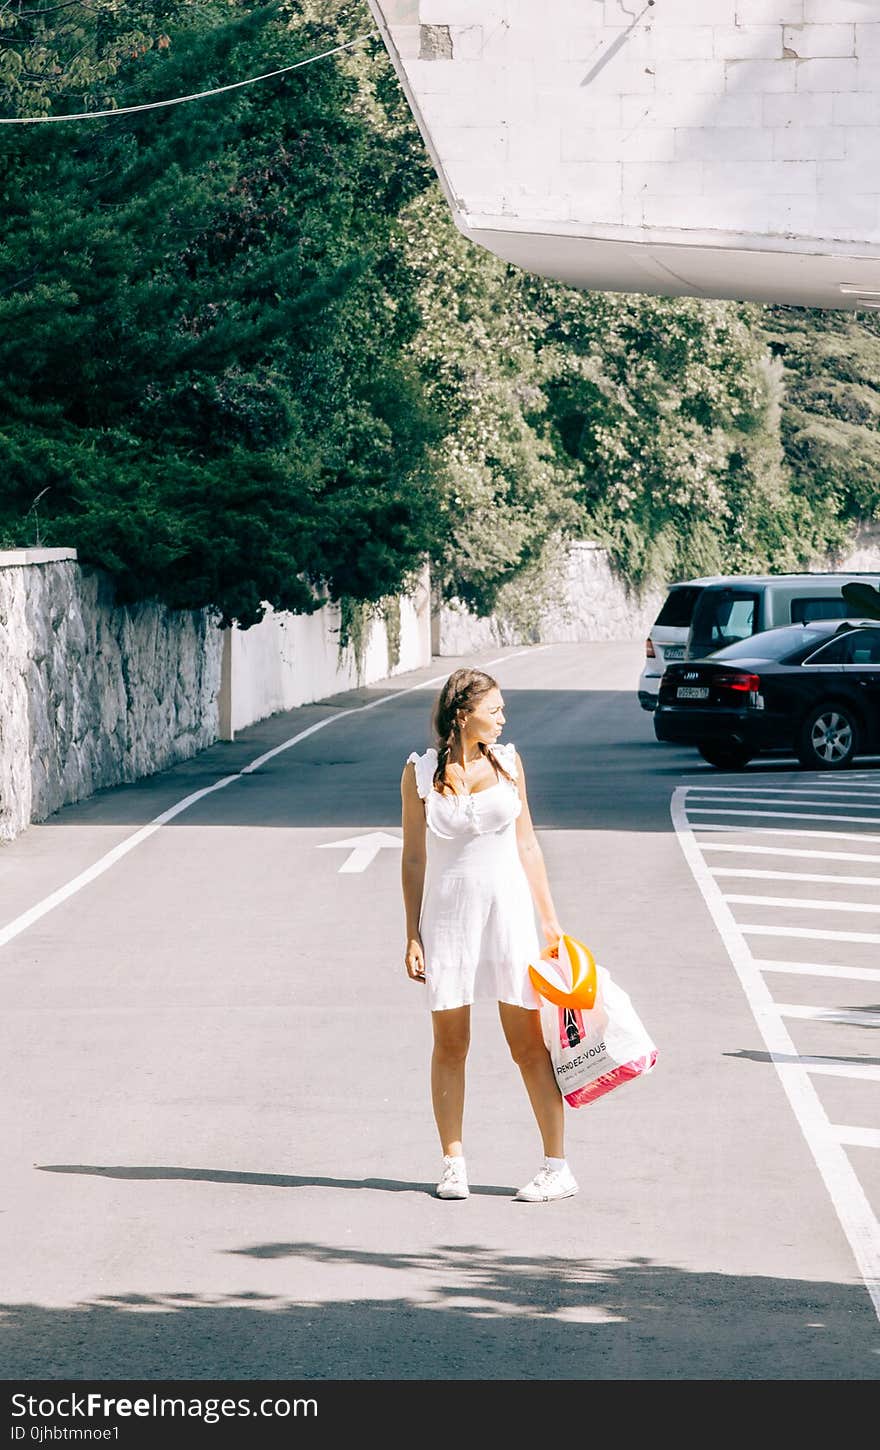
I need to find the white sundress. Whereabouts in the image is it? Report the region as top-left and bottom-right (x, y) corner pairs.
(406, 742), (543, 1013)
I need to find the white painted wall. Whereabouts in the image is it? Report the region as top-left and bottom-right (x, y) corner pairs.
(227, 564), (432, 733)
(369, 1), (880, 308)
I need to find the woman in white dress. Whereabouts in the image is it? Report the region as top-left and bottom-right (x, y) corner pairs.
(400, 667), (579, 1204)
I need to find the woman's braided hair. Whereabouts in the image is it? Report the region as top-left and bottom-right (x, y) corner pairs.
(431, 667), (515, 796)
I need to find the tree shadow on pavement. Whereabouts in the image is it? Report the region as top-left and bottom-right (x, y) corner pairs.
(1, 1244), (877, 1380)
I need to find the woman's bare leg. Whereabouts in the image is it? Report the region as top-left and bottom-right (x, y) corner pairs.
(498, 1002), (564, 1158)
(431, 1006), (471, 1157)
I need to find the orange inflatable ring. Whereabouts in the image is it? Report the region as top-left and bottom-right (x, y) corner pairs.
(528, 932), (598, 1011)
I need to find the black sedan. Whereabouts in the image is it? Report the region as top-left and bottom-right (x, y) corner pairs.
(653, 618), (880, 770)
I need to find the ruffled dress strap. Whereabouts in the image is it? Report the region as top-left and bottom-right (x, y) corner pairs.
(490, 741), (518, 779)
(406, 747), (438, 800)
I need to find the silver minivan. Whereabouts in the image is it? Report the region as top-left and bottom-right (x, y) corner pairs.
(685, 572), (880, 660)
(637, 577), (715, 710)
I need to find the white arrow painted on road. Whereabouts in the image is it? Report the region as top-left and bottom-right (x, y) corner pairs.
(317, 831), (402, 873)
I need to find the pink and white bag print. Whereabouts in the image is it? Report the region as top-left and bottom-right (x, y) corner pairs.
(538, 963), (658, 1109)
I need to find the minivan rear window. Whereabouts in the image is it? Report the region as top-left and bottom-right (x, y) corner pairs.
(690, 588), (760, 654)
(654, 586), (702, 629)
(790, 596), (851, 624)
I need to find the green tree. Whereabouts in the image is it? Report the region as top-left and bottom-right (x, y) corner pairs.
(761, 304), (880, 532)
(0, 1), (442, 626)
(0, 1), (175, 118)
(528, 286), (838, 588)
(399, 186), (583, 616)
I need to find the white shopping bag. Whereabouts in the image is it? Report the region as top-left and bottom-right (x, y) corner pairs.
(537, 963), (658, 1109)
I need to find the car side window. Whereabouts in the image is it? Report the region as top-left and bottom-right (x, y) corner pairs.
(805, 630), (880, 666)
(850, 629), (880, 664)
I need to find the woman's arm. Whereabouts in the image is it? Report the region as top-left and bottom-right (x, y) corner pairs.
(514, 751), (563, 948)
(401, 762), (428, 983)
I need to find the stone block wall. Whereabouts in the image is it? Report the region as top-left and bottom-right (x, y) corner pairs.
(0, 553), (433, 843)
(435, 527), (880, 655)
(0, 551), (222, 841)
(436, 540), (664, 654)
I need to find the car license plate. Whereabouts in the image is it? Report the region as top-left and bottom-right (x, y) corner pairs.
(664, 645), (685, 660)
(676, 686), (709, 700)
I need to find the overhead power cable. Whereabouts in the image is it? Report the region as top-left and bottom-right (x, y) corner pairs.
(0, 32), (372, 124)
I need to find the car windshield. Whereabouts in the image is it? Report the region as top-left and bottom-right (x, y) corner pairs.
(706, 625), (831, 661)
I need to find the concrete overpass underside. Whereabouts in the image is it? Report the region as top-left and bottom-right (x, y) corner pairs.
(368, 1), (880, 311)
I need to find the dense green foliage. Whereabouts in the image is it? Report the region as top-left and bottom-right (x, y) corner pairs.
(528, 286), (846, 588)
(0, 2), (441, 626)
(400, 181), (857, 603)
(399, 187), (583, 617)
(1, 0), (876, 629)
(761, 305), (880, 535)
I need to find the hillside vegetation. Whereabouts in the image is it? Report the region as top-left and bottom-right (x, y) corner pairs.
(0, 1), (874, 628)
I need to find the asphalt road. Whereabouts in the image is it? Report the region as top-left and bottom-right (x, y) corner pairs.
(1, 639), (878, 1386)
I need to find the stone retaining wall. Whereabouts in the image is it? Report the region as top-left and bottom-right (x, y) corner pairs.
(0, 553), (432, 844)
(0, 552), (222, 842)
(436, 541), (665, 654)
(435, 528), (880, 655)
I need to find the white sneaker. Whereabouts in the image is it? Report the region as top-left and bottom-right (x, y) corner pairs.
(515, 1161), (578, 1202)
(436, 1156), (469, 1200)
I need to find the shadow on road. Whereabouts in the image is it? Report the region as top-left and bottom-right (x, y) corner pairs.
(31, 685), (880, 838)
(38, 1163), (515, 1198)
(0, 1244), (876, 1379)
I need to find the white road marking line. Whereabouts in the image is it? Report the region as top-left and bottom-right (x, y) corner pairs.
(688, 807), (880, 825)
(756, 959), (880, 983)
(795, 1060), (880, 1082)
(775, 1004), (880, 1027)
(684, 786), (880, 799)
(836, 1127), (880, 1149)
(671, 787), (880, 1321)
(680, 771), (879, 780)
(688, 794), (880, 810)
(725, 894), (880, 914)
(741, 924), (880, 943)
(483, 647), (550, 666)
(242, 672), (452, 771)
(695, 824), (880, 845)
(316, 831), (402, 873)
(1, 649), (544, 950)
(701, 842), (880, 863)
(0, 776), (242, 951)
(712, 868), (880, 886)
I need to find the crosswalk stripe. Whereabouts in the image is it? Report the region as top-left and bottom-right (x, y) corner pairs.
(688, 807), (880, 825)
(775, 1004), (880, 1027)
(712, 868), (880, 886)
(689, 794), (880, 810)
(835, 1127), (880, 1149)
(724, 893), (880, 914)
(671, 786), (880, 1321)
(701, 842), (880, 862)
(755, 959), (880, 982)
(793, 1060), (880, 1082)
(695, 823), (880, 845)
(741, 923), (880, 943)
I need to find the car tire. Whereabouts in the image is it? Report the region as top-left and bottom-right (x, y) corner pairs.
(797, 701), (860, 771)
(696, 742), (752, 770)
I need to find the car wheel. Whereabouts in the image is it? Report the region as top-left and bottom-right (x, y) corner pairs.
(797, 701), (860, 770)
(696, 742), (752, 770)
